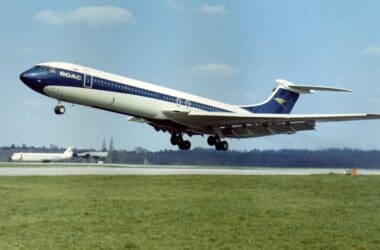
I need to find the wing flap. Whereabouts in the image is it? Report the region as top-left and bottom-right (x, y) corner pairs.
(163, 109), (380, 127)
(220, 121), (316, 138)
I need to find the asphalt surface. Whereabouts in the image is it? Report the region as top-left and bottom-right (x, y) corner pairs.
(0, 166), (379, 176)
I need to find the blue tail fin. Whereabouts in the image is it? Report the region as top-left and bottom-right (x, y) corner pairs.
(240, 79), (351, 114)
(241, 87), (299, 114)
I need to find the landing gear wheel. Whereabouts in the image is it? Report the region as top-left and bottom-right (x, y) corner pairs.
(178, 140), (191, 150)
(54, 105), (65, 115)
(170, 133), (191, 150)
(221, 141), (229, 151)
(215, 142), (223, 151)
(170, 135), (181, 145)
(183, 140), (191, 150)
(207, 136), (215, 146)
(214, 136), (221, 145)
(215, 141), (228, 151)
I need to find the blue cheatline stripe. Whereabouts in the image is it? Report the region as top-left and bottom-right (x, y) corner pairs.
(49, 67), (231, 113)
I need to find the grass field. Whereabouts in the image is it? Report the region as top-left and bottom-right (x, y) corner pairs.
(0, 175), (379, 249)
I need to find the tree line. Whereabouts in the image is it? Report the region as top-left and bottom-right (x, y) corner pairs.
(1, 145), (380, 168)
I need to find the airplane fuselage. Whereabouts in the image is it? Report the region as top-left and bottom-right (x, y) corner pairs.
(11, 149), (73, 162)
(23, 63), (242, 118)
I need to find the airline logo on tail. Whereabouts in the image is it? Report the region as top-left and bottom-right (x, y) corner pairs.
(274, 97), (287, 108)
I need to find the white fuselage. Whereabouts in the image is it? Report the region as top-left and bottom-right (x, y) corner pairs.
(38, 62), (248, 122)
(11, 147), (73, 162)
(11, 152), (72, 162)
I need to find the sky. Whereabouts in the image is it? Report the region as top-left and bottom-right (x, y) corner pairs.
(1, 0), (380, 151)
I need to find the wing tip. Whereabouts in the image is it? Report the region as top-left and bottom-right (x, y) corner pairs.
(366, 113), (380, 119)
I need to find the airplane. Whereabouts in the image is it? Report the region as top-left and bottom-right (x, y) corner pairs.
(20, 62), (380, 151)
(74, 151), (109, 159)
(11, 147), (74, 162)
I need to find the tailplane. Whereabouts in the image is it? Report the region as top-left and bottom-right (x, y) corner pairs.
(240, 79), (351, 114)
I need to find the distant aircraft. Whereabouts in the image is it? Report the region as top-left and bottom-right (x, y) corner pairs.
(11, 147), (73, 162)
(20, 62), (380, 151)
(74, 151), (109, 159)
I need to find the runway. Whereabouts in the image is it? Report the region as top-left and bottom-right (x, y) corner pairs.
(0, 165), (379, 176)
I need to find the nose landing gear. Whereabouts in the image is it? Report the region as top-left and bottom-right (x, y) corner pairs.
(54, 105), (65, 115)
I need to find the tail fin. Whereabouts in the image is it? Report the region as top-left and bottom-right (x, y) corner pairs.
(241, 79), (351, 114)
(64, 147), (73, 156)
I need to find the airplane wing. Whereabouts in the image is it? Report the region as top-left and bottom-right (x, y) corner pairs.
(162, 110), (380, 138)
(162, 110), (380, 127)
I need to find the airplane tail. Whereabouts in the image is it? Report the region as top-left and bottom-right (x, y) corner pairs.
(63, 147), (74, 156)
(240, 79), (351, 114)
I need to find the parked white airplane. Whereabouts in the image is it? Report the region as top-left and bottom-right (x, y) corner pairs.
(11, 147), (74, 162)
(20, 62), (380, 151)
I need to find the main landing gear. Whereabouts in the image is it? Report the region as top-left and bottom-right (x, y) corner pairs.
(207, 135), (228, 151)
(170, 134), (228, 151)
(170, 134), (191, 150)
(54, 105), (65, 115)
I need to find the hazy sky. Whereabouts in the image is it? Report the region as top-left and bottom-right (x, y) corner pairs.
(1, 0), (380, 151)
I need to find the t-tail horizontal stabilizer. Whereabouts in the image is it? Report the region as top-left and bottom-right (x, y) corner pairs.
(276, 79), (351, 94)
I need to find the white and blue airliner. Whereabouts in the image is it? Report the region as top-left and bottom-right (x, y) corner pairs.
(20, 62), (380, 151)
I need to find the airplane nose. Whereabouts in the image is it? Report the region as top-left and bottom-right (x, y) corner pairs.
(20, 70), (45, 93)
(20, 72), (28, 83)
(19, 71), (36, 84)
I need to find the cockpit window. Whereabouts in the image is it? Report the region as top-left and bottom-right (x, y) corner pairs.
(35, 66), (50, 72)
(33, 66), (56, 74)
